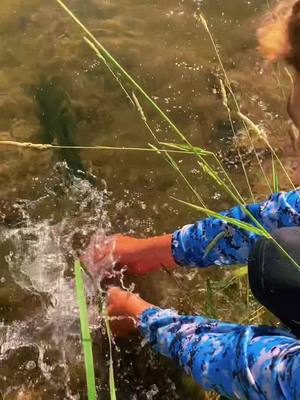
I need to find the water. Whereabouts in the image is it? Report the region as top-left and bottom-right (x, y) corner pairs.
(0, 0), (293, 398)
(0, 170), (109, 399)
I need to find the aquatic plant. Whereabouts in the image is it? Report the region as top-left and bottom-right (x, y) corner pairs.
(74, 259), (97, 400)
(272, 156), (280, 192)
(74, 258), (117, 400)
(103, 311), (117, 400)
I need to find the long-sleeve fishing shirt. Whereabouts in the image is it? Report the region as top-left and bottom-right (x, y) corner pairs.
(172, 189), (300, 267)
(139, 307), (300, 400)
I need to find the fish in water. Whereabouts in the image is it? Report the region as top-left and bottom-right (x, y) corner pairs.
(35, 76), (94, 182)
(0, 78), (96, 228)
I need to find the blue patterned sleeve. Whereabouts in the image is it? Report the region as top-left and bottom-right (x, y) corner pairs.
(172, 190), (300, 267)
(139, 308), (300, 400)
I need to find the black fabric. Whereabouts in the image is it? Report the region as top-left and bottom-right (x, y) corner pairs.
(248, 227), (300, 337)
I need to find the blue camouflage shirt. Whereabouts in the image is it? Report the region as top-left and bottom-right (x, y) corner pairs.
(138, 190), (300, 399)
(139, 308), (300, 400)
(172, 190), (300, 267)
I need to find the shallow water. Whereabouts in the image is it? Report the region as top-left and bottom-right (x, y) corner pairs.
(0, 0), (293, 398)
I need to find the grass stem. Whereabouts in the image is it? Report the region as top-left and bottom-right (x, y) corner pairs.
(74, 259), (97, 400)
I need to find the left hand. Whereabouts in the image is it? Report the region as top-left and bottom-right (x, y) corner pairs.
(106, 287), (153, 337)
(81, 233), (175, 278)
(80, 233), (115, 279)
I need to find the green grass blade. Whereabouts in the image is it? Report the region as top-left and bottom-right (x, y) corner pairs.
(171, 196), (269, 237)
(149, 143), (207, 207)
(272, 157), (279, 192)
(104, 317), (117, 400)
(233, 265), (248, 278)
(160, 142), (211, 156)
(203, 232), (226, 258)
(74, 259), (97, 400)
(212, 265), (247, 291)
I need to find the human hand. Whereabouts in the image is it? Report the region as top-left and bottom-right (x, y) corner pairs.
(106, 287), (153, 337)
(81, 234), (175, 277)
(80, 232), (115, 280)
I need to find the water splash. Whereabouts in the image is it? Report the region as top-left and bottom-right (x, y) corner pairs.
(0, 165), (112, 397)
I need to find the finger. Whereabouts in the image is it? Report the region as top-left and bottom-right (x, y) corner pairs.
(106, 286), (122, 310)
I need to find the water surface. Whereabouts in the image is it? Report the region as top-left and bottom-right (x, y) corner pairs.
(0, 0), (292, 398)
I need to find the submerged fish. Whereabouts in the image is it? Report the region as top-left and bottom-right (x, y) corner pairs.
(1, 78), (97, 227)
(35, 76), (92, 181)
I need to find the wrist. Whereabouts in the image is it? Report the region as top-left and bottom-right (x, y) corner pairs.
(140, 234), (175, 272)
(108, 288), (153, 319)
(128, 297), (153, 319)
(151, 234), (175, 265)
(114, 234), (175, 275)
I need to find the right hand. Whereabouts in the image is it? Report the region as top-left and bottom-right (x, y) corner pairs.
(106, 287), (153, 337)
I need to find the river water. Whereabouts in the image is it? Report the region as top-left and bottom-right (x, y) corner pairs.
(0, 0), (294, 399)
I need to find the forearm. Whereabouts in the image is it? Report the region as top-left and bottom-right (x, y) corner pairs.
(173, 190), (300, 268)
(138, 308), (300, 399)
(141, 234), (175, 270)
(84, 190), (300, 275)
(115, 234), (176, 274)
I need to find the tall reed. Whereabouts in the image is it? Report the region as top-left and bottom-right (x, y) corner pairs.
(74, 259), (97, 400)
(74, 258), (117, 400)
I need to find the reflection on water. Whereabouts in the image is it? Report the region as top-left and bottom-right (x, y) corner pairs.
(0, 0), (294, 398)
